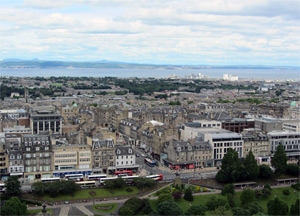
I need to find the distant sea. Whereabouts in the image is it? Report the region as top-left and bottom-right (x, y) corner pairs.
(1, 68), (299, 80)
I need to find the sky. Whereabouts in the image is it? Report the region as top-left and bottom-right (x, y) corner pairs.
(1, 0), (299, 66)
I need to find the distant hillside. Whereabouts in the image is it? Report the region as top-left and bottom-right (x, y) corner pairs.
(0, 59), (297, 70)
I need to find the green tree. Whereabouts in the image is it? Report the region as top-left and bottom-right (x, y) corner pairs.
(243, 151), (259, 180)
(245, 202), (264, 215)
(232, 207), (250, 216)
(227, 193), (235, 208)
(4, 176), (21, 195)
(184, 187), (194, 202)
(157, 193), (173, 204)
(207, 206), (233, 216)
(216, 148), (242, 183)
(267, 197), (289, 215)
(157, 200), (183, 215)
(32, 181), (47, 196)
(259, 165), (272, 179)
(172, 191), (182, 201)
(141, 199), (153, 215)
(134, 177), (156, 190)
(119, 197), (144, 215)
(186, 204), (207, 216)
(240, 189), (255, 206)
(119, 206), (134, 215)
(60, 180), (79, 194)
(286, 164), (300, 177)
(0, 197), (27, 216)
(222, 183), (235, 196)
(206, 196), (229, 211)
(290, 199), (300, 216)
(261, 186), (271, 198)
(271, 144), (288, 175)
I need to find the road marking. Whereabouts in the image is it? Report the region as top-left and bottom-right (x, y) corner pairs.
(59, 206), (70, 216)
(76, 205), (94, 216)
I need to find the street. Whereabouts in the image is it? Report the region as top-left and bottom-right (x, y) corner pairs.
(135, 149), (218, 181)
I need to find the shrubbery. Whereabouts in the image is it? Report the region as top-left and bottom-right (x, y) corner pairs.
(119, 197), (144, 216)
(184, 187), (193, 202)
(283, 189), (290, 196)
(157, 200), (183, 215)
(32, 180), (79, 197)
(286, 164), (300, 177)
(222, 184), (235, 196)
(291, 183), (299, 191)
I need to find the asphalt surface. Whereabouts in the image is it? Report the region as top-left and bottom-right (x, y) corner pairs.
(135, 149), (218, 181)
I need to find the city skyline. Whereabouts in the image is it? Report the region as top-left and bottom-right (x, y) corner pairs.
(1, 0), (300, 66)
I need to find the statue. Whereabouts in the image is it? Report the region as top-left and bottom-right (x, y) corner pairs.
(42, 203), (47, 214)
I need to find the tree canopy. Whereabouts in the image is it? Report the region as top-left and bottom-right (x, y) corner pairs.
(267, 197), (289, 216)
(271, 144), (287, 175)
(4, 176), (21, 195)
(157, 200), (183, 216)
(0, 197), (27, 216)
(243, 150), (259, 180)
(216, 148), (242, 183)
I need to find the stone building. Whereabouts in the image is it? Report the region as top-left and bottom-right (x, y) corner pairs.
(163, 138), (213, 169)
(29, 106), (62, 135)
(0, 133), (8, 176)
(22, 134), (52, 180)
(52, 144), (92, 177)
(115, 145), (138, 172)
(140, 120), (178, 160)
(268, 131), (300, 162)
(222, 118), (255, 133)
(242, 131), (270, 164)
(6, 135), (24, 175)
(91, 137), (115, 174)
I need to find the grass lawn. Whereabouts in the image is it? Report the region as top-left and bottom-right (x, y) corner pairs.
(26, 209), (53, 215)
(150, 187), (299, 214)
(43, 186), (139, 201)
(92, 203), (118, 213)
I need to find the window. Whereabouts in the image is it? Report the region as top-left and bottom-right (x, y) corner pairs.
(36, 147), (40, 151)
(26, 147), (30, 151)
(45, 147), (49, 150)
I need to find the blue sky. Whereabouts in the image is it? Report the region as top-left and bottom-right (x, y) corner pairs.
(1, 0), (299, 66)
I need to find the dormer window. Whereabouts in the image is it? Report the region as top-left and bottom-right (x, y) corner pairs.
(177, 147), (181, 151)
(188, 146), (192, 150)
(117, 149), (121, 154)
(128, 149), (132, 154)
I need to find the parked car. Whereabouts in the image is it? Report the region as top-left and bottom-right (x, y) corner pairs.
(136, 153), (139, 157)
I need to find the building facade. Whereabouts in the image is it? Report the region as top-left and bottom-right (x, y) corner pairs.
(22, 134), (52, 180)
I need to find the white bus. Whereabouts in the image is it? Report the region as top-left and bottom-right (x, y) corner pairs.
(122, 175), (139, 185)
(65, 174), (84, 181)
(99, 177), (118, 185)
(87, 174), (107, 181)
(41, 177), (61, 182)
(75, 181), (96, 188)
(145, 174), (163, 181)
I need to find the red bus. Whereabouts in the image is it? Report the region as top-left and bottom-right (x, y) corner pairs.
(115, 171), (133, 176)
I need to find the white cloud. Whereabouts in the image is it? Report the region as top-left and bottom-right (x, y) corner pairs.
(0, 0), (299, 65)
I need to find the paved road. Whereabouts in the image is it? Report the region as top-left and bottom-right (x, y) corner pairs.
(135, 148), (218, 181)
